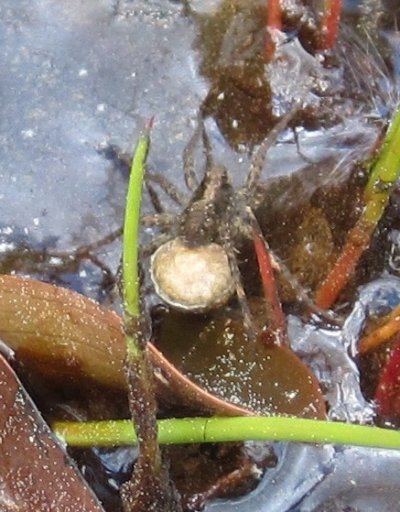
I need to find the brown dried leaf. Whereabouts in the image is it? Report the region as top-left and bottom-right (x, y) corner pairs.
(0, 353), (105, 512)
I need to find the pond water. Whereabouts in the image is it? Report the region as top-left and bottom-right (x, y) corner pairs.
(1, 0), (400, 511)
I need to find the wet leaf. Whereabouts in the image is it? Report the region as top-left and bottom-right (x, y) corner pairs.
(0, 275), (324, 418)
(0, 353), (105, 511)
(0, 275), (260, 416)
(0, 274), (127, 390)
(156, 311), (326, 419)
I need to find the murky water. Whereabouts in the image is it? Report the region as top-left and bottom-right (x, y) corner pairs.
(1, 0), (400, 511)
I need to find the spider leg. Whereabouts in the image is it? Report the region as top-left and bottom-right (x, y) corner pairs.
(292, 127), (316, 164)
(182, 119), (203, 192)
(55, 210), (173, 263)
(145, 181), (165, 214)
(244, 107), (299, 195)
(243, 207), (341, 325)
(84, 252), (117, 292)
(221, 229), (257, 342)
(141, 213), (176, 231)
(146, 171), (188, 207)
(201, 119), (215, 172)
(140, 232), (173, 259)
(266, 249), (342, 325)
(70, 228), (122, 255)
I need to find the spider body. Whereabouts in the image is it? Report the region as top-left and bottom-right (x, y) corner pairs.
(145, 113), (294, 316)
(178, 164), (232, 246)
(150, 163), (240, 312)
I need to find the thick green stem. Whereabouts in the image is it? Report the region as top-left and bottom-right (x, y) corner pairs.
(121, 123), (180, 511)
(315, 106), (400, 309)
(53, 416), (400, 451)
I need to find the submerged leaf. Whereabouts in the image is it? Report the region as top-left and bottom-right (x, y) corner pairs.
(0, 275), (264, 416)
(0, 354), (105, 511)
(156, 312), (326, 419)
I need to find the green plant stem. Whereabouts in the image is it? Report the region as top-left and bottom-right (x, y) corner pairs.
(53, 416), (400, 451)
(122, 122), (159, 463)
(123, 124), (151, 357)
(123, 127), (150, 317)
(315, 105), (400, 309)
(121, 122), (181, 511)
(363, 105), (400, 223)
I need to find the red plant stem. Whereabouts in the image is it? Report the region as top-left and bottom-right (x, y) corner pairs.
(359, 304), (400, 354)
(314, 219), (373, 310)
(252, 227), (287, 345)
(314, 108), (400, 310)
(321, 0), (342, 51)
(265, 0), (282, 61)
(374, 333), (400, 418)
(266, 0), (282, 31)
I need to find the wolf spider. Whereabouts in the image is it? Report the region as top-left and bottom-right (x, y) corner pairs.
(141, 112), (299, 336)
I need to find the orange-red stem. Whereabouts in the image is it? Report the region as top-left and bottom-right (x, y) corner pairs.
(314, 219), (373, 310)
(253, 228), (287, 345)
(375, 333), (400, 420)
(321, 0), (342, 51)
(265, 0), (282, 61)
(359, 305), (400, 354)
(266, 0), (282, 31)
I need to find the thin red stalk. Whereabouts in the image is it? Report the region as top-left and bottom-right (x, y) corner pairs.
(321, 0), (343, 51)
(374, 333), (400, 419)
(265, 0), (282, 61)
(314, 220), (372, 309)
(315, 107), (400, 310)
(266, 0), (282, 31)
(359, 305), (400, 354)
(252, 227), (287, 345)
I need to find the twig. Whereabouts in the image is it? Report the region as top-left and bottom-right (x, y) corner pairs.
(265, 0), (282, 60)
(374, 333), (400, 418)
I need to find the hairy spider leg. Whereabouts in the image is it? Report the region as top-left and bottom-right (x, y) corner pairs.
(182, 118), (203, 192)
(338, 26), (397, 115)
(292, 126), (316, 164)
(222, 230), (257, 342)
(140, 232), (174, 259)
(141, 213), (176, 231)
(200, 117), (215, 171)
(69, 228), (122, 254)
(145, 181), (165, 214)
(244, 106), (300, 195)
(146, 171), (189, 207)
